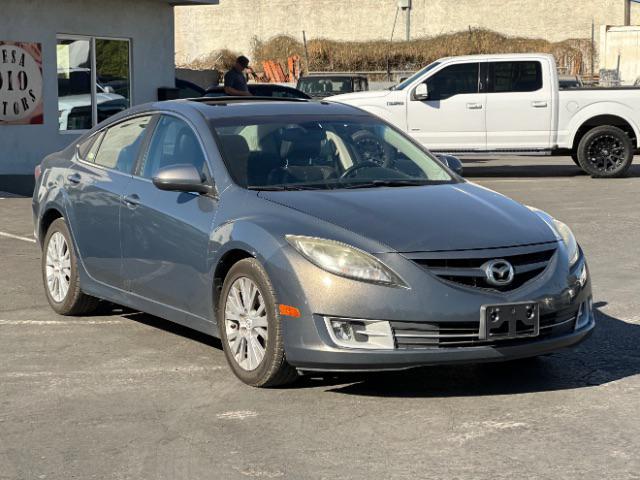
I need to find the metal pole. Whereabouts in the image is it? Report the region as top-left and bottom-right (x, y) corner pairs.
(302, 31), (310, 73)
(591, 19), (595, 81)
(405, 6), (411, 41)
(624, 0), (631, 25)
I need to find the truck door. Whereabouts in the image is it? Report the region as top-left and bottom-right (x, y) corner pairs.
(485, 60), (553, 150)
(406, 61), (486, 152)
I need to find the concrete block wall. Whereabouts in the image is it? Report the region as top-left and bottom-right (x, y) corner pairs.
(175, 0), (628, 66)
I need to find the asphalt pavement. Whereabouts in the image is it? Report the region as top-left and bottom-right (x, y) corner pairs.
(1, 156), (639, 480)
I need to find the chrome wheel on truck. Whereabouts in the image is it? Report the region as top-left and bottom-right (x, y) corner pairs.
(577, 125), (634, 178)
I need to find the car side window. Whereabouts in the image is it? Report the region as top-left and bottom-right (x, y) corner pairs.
(490, 61), (543, 93)
(92, 116), (152, 173)
(77, 131), (105, 163)
(426, 63), (479, 101)
(139, 115), (209, 180)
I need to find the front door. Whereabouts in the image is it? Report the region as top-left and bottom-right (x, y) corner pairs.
(406, 61), (486, 151)
(121, 114), (217, 319)
(65, 115), (152, 288)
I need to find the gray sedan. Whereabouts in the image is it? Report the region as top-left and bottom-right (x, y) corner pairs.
(32, 98), (594, 387)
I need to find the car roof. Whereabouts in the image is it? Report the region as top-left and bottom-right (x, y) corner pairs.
(436, 53), (555, 63)
(185, 97), (367, 119)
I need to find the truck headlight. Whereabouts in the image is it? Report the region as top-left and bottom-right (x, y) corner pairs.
(528, 207), (579, 267)
(286, 235), (407, 287)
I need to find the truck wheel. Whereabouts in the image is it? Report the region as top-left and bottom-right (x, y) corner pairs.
(219, 258), (299, 387)
(570, 152), (580, 166)
(577, 126), (634, 178)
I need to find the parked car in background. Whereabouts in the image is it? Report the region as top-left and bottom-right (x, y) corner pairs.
(297, 74), (369, 99)
(33, 96), (593, 387)
(205, 83), (310, 99)
(329, 53), (640, 178)
(175, 78), (205, 99)
(559, 74), (584, 89)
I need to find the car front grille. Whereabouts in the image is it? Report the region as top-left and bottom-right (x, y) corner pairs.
(406, 243), (558, 292)
(390, 308), (577, 350)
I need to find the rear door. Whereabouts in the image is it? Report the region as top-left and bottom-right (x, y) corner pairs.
(65, 115), (153, 288)
(406, 61), (487, 151)
(121, 114), (217, 319)
(485, 60), (553, 150)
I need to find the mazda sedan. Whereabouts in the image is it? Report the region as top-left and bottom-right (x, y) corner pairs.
(33, 97), (594, 387)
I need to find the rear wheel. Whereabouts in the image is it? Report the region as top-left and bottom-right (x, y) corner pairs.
(219, 258), (298, 387)
(576, 125), (634, 178)
(42, 218), (99, 315)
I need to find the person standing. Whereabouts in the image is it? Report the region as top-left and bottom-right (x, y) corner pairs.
(224, 56), (252, 96)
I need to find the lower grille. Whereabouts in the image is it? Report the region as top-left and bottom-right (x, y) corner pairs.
(391, 308), (577, 350)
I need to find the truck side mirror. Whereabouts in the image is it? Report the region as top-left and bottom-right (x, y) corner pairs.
(413, 83), (429, 101)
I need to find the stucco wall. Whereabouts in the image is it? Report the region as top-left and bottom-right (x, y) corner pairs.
(175, 0), (628, 66)
(1, 0), (175, 178)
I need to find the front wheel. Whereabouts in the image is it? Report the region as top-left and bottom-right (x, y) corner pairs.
(576, 125), (634, 178)
(219, 258), (298, 387)
(42, 218), (99, 315)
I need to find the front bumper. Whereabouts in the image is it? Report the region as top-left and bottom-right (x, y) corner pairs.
(287, 312), (594, 372)
(271, 241), (594, 372)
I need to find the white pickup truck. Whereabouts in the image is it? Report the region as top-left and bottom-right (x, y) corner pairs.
(329, 53), (640, 178)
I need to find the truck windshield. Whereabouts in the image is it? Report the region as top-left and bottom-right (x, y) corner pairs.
(392, 61), (441, 90)
(298, 77), (353, 95)
(212, 116), (455, 191)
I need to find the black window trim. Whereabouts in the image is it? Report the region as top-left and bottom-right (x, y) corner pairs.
(412, 61), (482, 101)
(486, 60), (544, 94)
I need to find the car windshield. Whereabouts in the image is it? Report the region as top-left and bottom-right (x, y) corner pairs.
(298, 77), (353, 95)
(212, 116), (455, 191)
(391, 61), (441, 90)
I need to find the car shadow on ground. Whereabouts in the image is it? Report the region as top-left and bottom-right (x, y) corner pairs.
(461, 159), (640, 179)
(110, 303), (640, 397)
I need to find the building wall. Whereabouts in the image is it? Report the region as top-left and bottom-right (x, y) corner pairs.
(1, 0), (175, 180)
(175, 0), (628, 66)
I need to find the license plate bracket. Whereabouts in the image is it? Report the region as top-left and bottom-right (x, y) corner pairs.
(480, 301), (539, 341)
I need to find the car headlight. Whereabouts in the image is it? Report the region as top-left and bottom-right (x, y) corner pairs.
(528, 207), (579, 267)
(286, 235), (407, 287)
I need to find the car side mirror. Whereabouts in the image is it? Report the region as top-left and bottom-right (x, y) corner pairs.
(152, 164), (212, 195)
(436, 154), (463, 176)
(413, 82), (429, 101)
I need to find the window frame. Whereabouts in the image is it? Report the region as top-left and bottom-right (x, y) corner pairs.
(132, 112), (215, 188)
(486, 60), (544, 94)
(420, 62), (482, 101)
(56, 34), (133, 134)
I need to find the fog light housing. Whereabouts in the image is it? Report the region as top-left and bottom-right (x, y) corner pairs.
(575, 298), (593, 331)
(325, 317), (395, 350)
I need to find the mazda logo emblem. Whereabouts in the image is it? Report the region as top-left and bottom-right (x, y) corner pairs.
(482, 259), (515, 286)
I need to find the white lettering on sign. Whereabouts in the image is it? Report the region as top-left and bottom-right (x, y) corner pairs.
(0, 44), (43, 124)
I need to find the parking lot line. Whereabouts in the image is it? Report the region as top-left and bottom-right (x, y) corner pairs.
(0, 231), (36, 243)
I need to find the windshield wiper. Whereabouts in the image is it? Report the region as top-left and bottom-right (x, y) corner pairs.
(341, 179), (432, 189)
(248, 184), (325, 191)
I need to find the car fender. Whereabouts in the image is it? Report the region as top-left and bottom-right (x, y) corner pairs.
(566, 101), (640, 148)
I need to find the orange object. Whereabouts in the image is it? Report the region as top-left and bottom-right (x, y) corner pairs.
(279, 304), (301, 318)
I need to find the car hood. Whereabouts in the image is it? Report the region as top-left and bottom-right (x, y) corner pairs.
(326, 90), (392, 103)
(259, 182), (557, 253)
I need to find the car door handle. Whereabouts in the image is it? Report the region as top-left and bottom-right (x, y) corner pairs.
(466, 103), (483, 110)
(123, 194), (141, 208)
(67, 173), (81, 185)
(531, 101), (548, 108)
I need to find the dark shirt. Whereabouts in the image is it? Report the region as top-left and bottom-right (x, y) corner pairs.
(224, 69), (249, 93)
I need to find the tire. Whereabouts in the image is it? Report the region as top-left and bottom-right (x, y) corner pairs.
(42, 218), (99, 315)
(570, 152), (580, 167)
(576, 125), (634, 178)
(218, 258), (298, 387)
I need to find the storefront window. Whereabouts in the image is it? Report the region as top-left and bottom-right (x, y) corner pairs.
(56, 36), (131, 131)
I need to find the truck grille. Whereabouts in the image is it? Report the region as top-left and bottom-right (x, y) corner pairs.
(406, 243), (557, 292)
(390, 308), (576, 350)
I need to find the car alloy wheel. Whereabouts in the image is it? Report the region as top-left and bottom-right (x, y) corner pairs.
(224, 277), (269, 371)
(45, 231), (71, 303)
